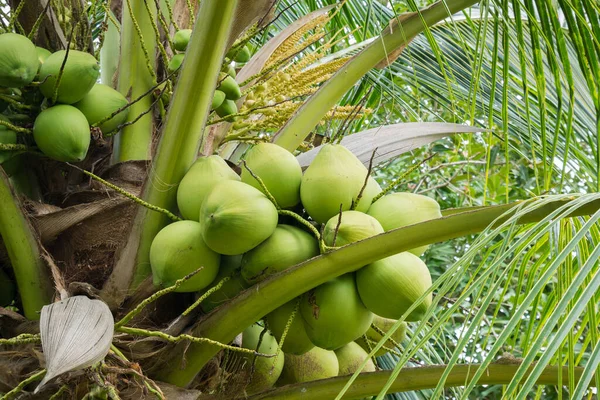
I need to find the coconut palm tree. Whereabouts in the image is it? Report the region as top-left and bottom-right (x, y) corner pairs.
(0, 0), (599, 399)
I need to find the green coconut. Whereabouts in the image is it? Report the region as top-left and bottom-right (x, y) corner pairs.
(234, 46), (251, 63)
(241, 142), (303, 208)
(200, 180), (278, 255)
(212, 90), (226, 110)
(33, 105), (90, 162)
(265, 299), (314, 355)
(39, 50), (100, 104)
(150, 220), (220, 292)
(218, 75), (241, 100)
(356, 316), (406, 357)
(300, 273), (373, 350)
(278, 346), (339, 385)
(300, 144), (377, 223)
(226, 64), (236, 78)
(241, 224), (318, 284)
(0, 115), (17, 164)
(323, 211), (384, 247)
(74, 84), (129, 134)
(168, 53), (184, 72)
(173, 29), (192, 51)
(0, 268), (16, 307)
(335, 342), (376, 375)
(177, 155), (240, 221)
(216, 99), (237, 118)
(0, 33), (39, 88)
(200, 255), (249, 312)
(238, 323), (284, 394)
(367, 192), (442, 256)
(356, 252), (432, 321)
(36, 47), (51, 65)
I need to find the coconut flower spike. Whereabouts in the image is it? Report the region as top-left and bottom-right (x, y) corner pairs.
(35, 296), (114, 393)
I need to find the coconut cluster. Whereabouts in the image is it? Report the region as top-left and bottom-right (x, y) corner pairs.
(0, 33), (130, 163)
(167, 29), (249, 119)
(150, 141), (442, 392)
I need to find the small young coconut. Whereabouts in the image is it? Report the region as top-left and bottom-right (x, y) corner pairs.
(238, 323), (284, 394)
(335, 342), (376, 375)
(216, 99), (237, 118)
(367, 192), (442, 256)
(277, 346), (339, 385)
(217, 75), (241, 100)
(168, 53), (185, 72)
(241, 142), (303, 208)
(74, 84), (129, 134)
(39, 50), (100, 104)
(199, 180), (278, 255)
(225, 64), (236, 78)
(323, 210), (384, 247)
(300, 273), (373, 350)
(300, 144), (377, 223)
(177, 155), (240, 221)
(150, 220), (220, 292)
(212, 90), (226, 110)
(0, 33), (39, 88)
(173, 29), (192, 51)
(241, 224), (319, 284)
(0, 115), (17, 164)
(265, 299), (314, 355)
(199, 255), (249, 312)
(234, 46), (251, 63)
(356, 316), (407, 357)
(356, 252), (432, 321)
(33, 105), (90, 162)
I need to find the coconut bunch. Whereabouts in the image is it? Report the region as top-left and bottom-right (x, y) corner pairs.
(149, 140), (442, 394)
(0, 33), (130, 165)
(166, 29), (248, 119)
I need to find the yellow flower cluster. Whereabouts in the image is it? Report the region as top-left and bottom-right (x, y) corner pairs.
(221, 11), (371, 148)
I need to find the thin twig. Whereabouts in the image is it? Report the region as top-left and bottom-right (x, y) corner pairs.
(1, 369), (46, 400)
(115, 268), (204, 328)
(66, 163), (182, 222)
(117, 326), (275, 358)
(352, 148), (377, 210)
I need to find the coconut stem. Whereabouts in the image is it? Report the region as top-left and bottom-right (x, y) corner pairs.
(182, 276), (231, 317)
(370, 323), (402, 351)
(2, 369), (46, 400)
(115, 267), (203, 328)
(271, 298), (300, 373)
(117, 326), (275, 358)
(48, 385), (70, 400)
(0, 119), (31, 134)
(351, 148), (377, 211)
(0, 333), (41, 346)
(245, 363), (594, 400)
(372, 153), (437, 203)
(0, 94), (35, 110)
(0, 144), (28, 151)
(66, 164), (182, 223)
(242, 160), (280, 208)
